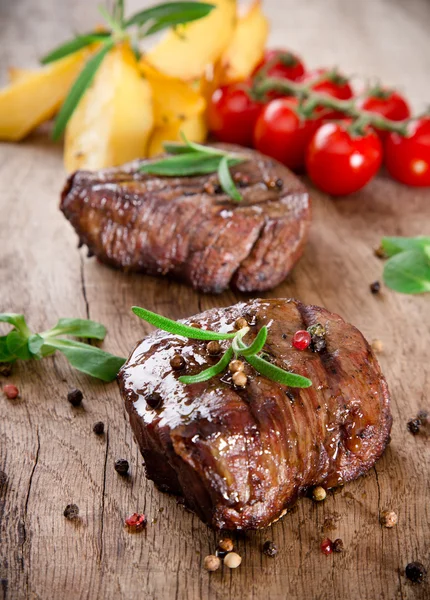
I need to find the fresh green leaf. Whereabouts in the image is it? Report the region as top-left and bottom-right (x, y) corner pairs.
(381, 236), (430, 257)
(218, 156), (242, 202)
(28, 334), (45, 356)
(179, 134), (227, 156)
(0, 313), (30, 336)
(40, 32), (110, 64)
(43, 338), (125, 382)
(383, 249), (430, 294)
(246, 355), (312, 388)
(0, 336), (16, 362)
(52, 39), (114, 141)
(179, 347), (233, 384)
(44, 318), (106, 340)
(125, 1), (215, 29)
(238, 326), (268, 357)
(231, 327), (250, 354)
(132, 306), (236, 340)
(162, 141), (198, 155)
(6, 331), (32, 361)
(113, 0), (125, 25)
(140, 153), (242, 176)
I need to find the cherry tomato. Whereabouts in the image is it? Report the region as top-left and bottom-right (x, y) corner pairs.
(254, 49), (306, 82)
(357, 87), (410, 140)
(207, 83), (262, 147)
(253, 98), (321, 171)
(384, 117), (430, 187)
(301, 69), (353, 118)
(305, 122), (382, 195)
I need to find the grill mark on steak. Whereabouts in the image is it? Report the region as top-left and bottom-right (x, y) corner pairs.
(119, 299), (392, 530)
(61, 145), (311, 294)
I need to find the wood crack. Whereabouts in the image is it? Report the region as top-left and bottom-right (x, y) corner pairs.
(98, 429), (109, 563)
(22, 425), (40, 599)
(79, 254), (90, 320)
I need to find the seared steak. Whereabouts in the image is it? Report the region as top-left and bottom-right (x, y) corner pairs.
(119, 299), (392, 530)
(60, 145), (310, 293)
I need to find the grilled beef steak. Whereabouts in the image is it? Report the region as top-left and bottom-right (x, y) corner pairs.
(119, 299), (392, 530)
(60, 146), (310, 293)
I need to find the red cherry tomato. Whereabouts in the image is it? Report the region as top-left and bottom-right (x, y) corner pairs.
(254, 49), (306, 82)
(305, 122), (383, 196)
(207, 83), (262, 147)
(301, 69), (354, 118)
(384, 117), (430, 187)
(253, 98), (321, 171)
(358, 88), (410, 139)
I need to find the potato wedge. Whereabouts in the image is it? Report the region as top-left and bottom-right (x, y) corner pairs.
(139, 61), (205, 127)
(219, 0), (269, 84)
(148, 114), (207, 157)
(65, 43), (154, 172)
(7, 67), (33, 83)
(146, 0), (237, 80)
(0, 49), (91, 141)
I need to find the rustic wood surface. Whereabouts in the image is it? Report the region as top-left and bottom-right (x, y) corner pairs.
(0, 1), (429, 599)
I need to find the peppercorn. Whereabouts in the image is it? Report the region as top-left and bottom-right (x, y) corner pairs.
(262, 541), (278, 557)
(170, 354), (185, 370)
(292, 330), (311, 351)
(125, 512), (147, 531)
(224, 552), (242, 569)
(275, 178), (284, 190)
(3, 384), (19, 399)
(374, 246), (387, 259)
(405, 562), (427, 583)
(0, 363), (12, 377)
(232, 371), (247, 388)
(371, 339), (384, 353)
(203, 555), (221, 572)
(218, 538), (234, 553)
(235, 317), (248, 330)
(64, 504), (79, 520)
(307, 323), (326, 352)
(407, 419), (420, 435)
(332, 538), (344, 553)
(207, 341), (221, 356)
(229, 360), (244, 373)
(67, 388), (83, 407)
(312, 486), (327, 502)
(190, 322), (202, 329)
(380, 510), (398, 528)
(114, 459), (129, 476)
(93, 421), (105, 435)
(370, 281), (381, 294)
(146, 392), (162, 409)
(320, 538), (333, 555)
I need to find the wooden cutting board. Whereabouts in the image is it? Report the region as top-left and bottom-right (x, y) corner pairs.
(0, 1), (429, 599)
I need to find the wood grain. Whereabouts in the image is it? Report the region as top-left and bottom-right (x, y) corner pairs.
(0, 1), (429, 599)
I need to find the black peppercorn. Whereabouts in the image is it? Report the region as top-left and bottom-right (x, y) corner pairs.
(275, 178), (283, 190)
(67, 388), (83, 407)
(64, 504), (79, 520)
(262, 540), (278, 557)
(370, 281), (381, 294)
(114, 459), (129, 476)
(332, 538), (344, 553)
(405, 562), (427, 583)
(407, 419), (420, 435)
(93, 421), (105, 435)
(170, 354), (186, 370)
(146, 392), (162, 409)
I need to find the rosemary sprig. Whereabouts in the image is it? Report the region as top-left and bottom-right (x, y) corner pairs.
(132, 307), (312, 388)
(0, 314), (125, 382)
(140, 135), (247, 202)
(42, 1), (215, 139)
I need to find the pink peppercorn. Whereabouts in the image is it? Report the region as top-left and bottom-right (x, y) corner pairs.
(292, 330), (311, 350)
(3, 384), (19, 399)
(125, 513), (147, 531)
(321, 538), (333, 555)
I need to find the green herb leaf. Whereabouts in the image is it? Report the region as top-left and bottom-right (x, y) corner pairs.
(6, 331), (32, 361)
(383, 249), (430, 294)
(44, 318), (107, 340)
(28, 334), (45, 356)
(179, 347), (233, 384)
(140, 153), (243, 177)
(98, 5), (123, 35)
(238, 326), (268, 357)
(113, 0), (125, 25)
(0, 336), (16, 362)
(0, 313), (30, 336)
(40, 32), (110, 64)
(43, 338), (125, 382)
(246, 355), (312, 388)
(125, 1), (215, 29)
(381, 236), (430, 257)
(52, 39), (114, 141)
(162, 141), (198, 155)
(218, 156), (242, 202)
(132, 306), (236, 340)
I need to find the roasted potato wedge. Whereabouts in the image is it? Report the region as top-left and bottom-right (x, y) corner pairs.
(219, 0), (269, 84)
(139, 61), (205, 127)
(148, 114), (207, 157)
(7, 67), (33, 83)
(0, 49), (91, 141)
(65, 43), (153, 172)
(146, 0), (237, 80)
